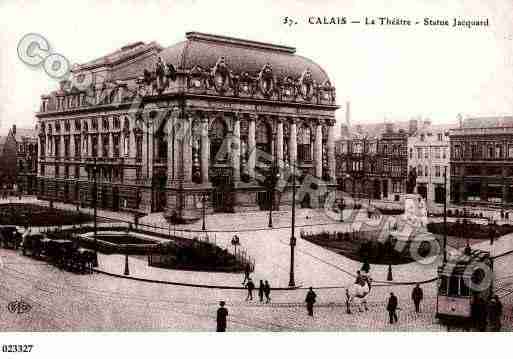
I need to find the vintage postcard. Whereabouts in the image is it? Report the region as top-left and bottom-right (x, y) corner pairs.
(0, 0), (512, 356)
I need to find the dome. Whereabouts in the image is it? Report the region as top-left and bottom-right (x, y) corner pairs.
(159, 32), (331, 85)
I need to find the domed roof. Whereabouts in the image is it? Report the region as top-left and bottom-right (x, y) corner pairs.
(159, 32), (331, 84)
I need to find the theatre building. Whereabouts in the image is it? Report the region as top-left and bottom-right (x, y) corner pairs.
(450, 116), (513, 207)
(36, 32), (338, 220)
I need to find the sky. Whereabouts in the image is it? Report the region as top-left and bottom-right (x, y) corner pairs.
(0, 0), (512, 135)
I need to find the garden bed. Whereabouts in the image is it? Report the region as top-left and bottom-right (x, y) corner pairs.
(301, 230), (437, 265)
(427, 220), (513, 239)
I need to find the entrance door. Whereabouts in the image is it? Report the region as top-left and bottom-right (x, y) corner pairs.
(417, 184), (427, 199)
(212, 175), (233, 212)
(112, 187), (120, 211)
(374, 180), (381, 199)
(257, 191), (272, 210)
(382, 180), (388, 199)
(435, 186), (445, 204)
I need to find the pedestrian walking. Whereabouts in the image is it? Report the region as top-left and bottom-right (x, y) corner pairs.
(216, 301), (228, 332)
(361, 259), (370, 274)
(242, 263), (251, 285)
(387, 292), (398, 324)
(264, 280), (271, 303)
(245, 278), (255, 301)
(305, 287), (317, 317)
(488, 295), (503, 332)
(411, 283), (423, 313)
(258, 280), (264, 302)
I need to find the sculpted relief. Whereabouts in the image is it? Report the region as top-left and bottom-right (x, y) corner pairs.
(137, 56), (336, 105)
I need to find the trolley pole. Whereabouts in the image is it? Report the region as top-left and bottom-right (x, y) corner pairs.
(443, 167), (447, 263)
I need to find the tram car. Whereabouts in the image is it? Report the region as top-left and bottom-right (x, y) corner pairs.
(436, 248), (493, 322)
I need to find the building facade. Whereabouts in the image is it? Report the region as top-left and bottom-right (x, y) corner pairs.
(407, 119), (450, 205)
(12, 125), (38, 194)
(36, 32), (338, 219)
(335, 123), (408, 201)
(450, 116), (513, 207)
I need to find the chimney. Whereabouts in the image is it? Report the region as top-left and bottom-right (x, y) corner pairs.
(457, 113), (463, 128)
(385, 122), (394, 134)
(356, 124), (363, 133)
(12, 124), (16, 136)
(408, 118), (418, 135)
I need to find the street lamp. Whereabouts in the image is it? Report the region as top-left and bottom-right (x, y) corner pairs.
(289, 160), (296, 287)
(93, 156), (99, 266)
(267, 164), (280, 228)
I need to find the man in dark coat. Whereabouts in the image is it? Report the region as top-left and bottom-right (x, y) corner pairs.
(216, 301), (228, 332)
(305, 287), (317, 317)
(258, 280), (264, 302)
(264, 280), (271, 303)
(245, 278), (255, 301)
(488, 295), (503, 331)
(387, 292), (398, 324)
(411, 283), (423, 313)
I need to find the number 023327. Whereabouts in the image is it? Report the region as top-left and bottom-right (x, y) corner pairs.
(2, 344), (34, 353)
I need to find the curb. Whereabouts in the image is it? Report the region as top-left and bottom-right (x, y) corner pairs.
(93, 268), (438, 290)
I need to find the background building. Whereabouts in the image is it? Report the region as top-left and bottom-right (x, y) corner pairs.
(407, 118), (451, 206)
(450, 116), (513, 207)
(336, 121), (408, 201)
(0, 125), (37, 192)
(36, 32), (338, 219)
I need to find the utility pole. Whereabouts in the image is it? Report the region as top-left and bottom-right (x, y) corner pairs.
(289, 161), (296, 287)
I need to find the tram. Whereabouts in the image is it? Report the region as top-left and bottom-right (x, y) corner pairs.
(436, 248), (493, 322)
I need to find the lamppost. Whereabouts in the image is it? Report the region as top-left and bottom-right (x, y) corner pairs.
(201, 192), (207, 231)
(267, 164), (280, 228)
(93, 156), (99, 266)
(289, 160), (296, 287)
(443, 167), (447, 263)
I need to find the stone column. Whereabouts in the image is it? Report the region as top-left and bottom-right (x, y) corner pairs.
(182, 114), (193, 182)
(167, 117), (175, 182)
(232, 114), (241, 183)
(70, 133), (75, 158)
(276, 119), (284, 166)
(315, 121), (323, 178)
(327, 121), (336, 182)
(289, 119), (297, 166)
(109, 133), (114, 158)
(58, 136), (63, 159)
(248, 114), (256, 180)
(200, 116), (210, 184)
(98, 132), (103, 158)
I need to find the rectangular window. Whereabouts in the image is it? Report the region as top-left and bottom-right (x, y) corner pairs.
(55, 165), (59, 177)
(113, 135), (120, 158)
(417, 147), (422, 159)
(435, 165), (440, 177)
(64, 136), (70, 158)
(41, 165), (45, 176)
(74, 136), (81, 158)
(409, 148), (413, 159)
(425, 148), (429, 159)
(75, 165), (80, 178)
(509, 145), (513, 159)
(435, 147), (440, 159)
(443, 148), (447, 159)
(92, 136), (98, 157)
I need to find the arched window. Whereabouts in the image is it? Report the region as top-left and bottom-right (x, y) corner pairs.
(298, 125), (312, 162)
(210, 118), (227, 163)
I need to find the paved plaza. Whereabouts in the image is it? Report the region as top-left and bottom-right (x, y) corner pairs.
(1, 196), (513, 331)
